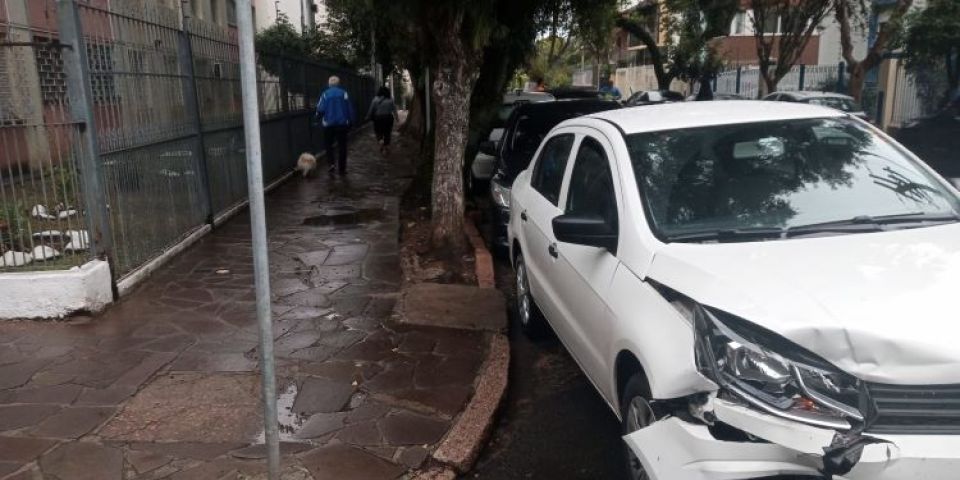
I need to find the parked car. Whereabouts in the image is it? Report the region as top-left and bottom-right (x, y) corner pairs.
(624, 90), (685, 107)
(508, 100), (960, 480)
(470, 92), (555, 193)
(685, 92), (747, 101)
(484, 99), (620, 252)
(548, 86), (602, 100)
(763, 90), (869, 121)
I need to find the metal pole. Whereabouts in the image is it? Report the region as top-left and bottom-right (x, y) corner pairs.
(424, 66), (431, 134)
(235, 0), (280, 478)
(57, 0), (114, 273)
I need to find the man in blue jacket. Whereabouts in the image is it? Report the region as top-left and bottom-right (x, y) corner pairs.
(317, 76), (355, 175)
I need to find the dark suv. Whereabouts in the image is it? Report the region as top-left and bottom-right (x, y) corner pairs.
(481, 99), (621, 253)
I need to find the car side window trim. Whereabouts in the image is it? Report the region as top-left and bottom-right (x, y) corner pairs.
(564, 133), (621, 238)
(530, 133), (576, 206)
(558, 127), (624, 224)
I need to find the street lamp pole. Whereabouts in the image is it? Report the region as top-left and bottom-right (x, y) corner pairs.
(235, 0), (281, 478)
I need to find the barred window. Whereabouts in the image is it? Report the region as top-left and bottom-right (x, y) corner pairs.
(227, 0), (237, 26)
(34, 37), (68, 105)
(0, 36), (16, 123)
(86, 43), (118, 103)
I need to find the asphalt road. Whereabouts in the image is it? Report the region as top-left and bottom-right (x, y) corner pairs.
(467, 258), (625, 480)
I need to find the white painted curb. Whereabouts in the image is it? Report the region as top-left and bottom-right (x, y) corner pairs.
(0, 260), (113, 319)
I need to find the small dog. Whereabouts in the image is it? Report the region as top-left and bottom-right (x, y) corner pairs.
(296, 152), (317, 178)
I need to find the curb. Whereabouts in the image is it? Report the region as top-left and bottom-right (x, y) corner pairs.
(431, 333), (509, 473)
(464, 215), (495, 289)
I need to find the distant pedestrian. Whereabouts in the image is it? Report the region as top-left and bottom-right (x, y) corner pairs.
(600, 78), (622, 101)
(317, 76), (355, 175)
(367, 86), (399, 156)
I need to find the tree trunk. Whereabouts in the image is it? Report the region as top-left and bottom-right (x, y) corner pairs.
(758, 68), (776, 98)
(430, 33), (479, 251)
(847, 63), (866, 102)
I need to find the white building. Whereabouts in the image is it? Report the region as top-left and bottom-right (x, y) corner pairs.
(253, 0), (328, 33)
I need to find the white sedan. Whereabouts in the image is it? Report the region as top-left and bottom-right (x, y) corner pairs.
(507, 101), (960, 480)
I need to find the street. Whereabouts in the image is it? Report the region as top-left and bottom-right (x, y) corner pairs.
(467, 238), (623, 479)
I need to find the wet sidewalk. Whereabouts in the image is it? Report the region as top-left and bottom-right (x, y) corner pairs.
(0, 133), (488, 479)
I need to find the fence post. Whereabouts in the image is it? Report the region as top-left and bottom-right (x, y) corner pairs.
(735, 66), (742, 95)
(278, 57), (294, 165)
(799, 65), (806, 91)
(178, 4), (214, 224)
(837, 62), (846, 93)
(56, 0), (114, 271)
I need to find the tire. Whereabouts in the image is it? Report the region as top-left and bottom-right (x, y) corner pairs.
(620, 374), (656, 480)
(514, 253), (547, 338)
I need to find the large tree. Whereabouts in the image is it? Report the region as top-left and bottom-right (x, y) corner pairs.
(616, 4), (672, 89)
(750, 0), (832, 97)
(616, 0), (738, 92)
(834, 0), (913, 102)
(901, 0), (960, 94)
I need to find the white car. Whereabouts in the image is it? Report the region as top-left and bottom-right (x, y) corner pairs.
(507, 101), (960, 480)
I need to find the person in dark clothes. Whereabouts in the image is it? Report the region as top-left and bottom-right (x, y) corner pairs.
(367, 86), (399, 156)
(316, 75), (355, 175)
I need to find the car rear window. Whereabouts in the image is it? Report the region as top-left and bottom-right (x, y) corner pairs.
(508, 102), (620, 172)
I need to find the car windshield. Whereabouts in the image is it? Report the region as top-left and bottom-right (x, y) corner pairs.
(807, 97), (861, 112)
(626, 117), (960, 241)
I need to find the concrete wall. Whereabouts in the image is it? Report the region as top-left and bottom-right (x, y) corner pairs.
(0, 260), (113, 319)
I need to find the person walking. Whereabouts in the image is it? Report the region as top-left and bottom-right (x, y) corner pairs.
(367, 86), (399, 156)
(317, 75), (355, 175)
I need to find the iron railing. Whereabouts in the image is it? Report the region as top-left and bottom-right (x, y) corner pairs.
(0, 0), (375, 278)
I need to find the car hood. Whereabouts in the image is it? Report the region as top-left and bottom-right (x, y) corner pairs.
(647, 224), (960, 385)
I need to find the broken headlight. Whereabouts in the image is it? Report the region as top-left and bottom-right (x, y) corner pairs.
(694, 305), (863, 430)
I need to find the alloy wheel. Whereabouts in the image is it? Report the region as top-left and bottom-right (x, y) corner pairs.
(516, 261), (531, 328)
(624, 396), (656, 480)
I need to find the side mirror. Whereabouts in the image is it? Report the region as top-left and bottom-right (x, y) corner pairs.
(552, 214), (618, 252)
(479, 140), (498, 157)
(489, 128), (504, 143)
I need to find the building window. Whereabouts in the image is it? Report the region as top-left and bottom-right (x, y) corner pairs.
(227, 0), (237, 25)
(210, 0), (219, 24)
(86, 43), (118, 104)
(34, 37), (68, 105)
(757, 11), (781, 34)
(732, 11), (747, 35)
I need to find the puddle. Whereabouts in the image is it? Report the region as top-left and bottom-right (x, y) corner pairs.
(303, 208), (384, 226)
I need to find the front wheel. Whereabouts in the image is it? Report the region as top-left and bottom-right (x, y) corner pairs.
(621, 374), (657, 480)
(514, 253), (546, 338)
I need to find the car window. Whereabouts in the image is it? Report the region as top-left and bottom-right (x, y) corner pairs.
(566, 137), (619, 231)
(626, 117), (960, 240)
(531, 134), (575, 205)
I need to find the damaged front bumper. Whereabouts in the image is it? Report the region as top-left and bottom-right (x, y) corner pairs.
(624, 397), (960, 480)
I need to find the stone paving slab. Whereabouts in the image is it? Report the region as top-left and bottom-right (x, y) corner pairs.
(398, 283), (508, 332)
(0, 132), (492, 480)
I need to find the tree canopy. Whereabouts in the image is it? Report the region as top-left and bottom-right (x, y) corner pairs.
(901, 0), (960, 92)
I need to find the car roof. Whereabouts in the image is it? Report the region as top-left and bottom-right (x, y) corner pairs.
(586, 100), (845, 135)
(512, 98), (620, 117)
(777, 91), (853, 100)
(503, 92), (555, 104)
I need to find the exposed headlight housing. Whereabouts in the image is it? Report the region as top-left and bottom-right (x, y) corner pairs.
(693, 305), (863, 430)
(490, 177), (511, 209)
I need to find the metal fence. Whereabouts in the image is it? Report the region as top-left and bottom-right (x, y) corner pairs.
(713, 64), (845, 100)
(0, 0), (374, 278)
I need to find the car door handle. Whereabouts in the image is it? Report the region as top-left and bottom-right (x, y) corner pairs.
(520, 211), (528, 222)
(548, 243), (558, 259)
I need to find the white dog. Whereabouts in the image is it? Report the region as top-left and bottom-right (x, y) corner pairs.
(296, 152), (317, 178)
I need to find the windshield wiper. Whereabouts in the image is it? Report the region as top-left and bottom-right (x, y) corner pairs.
(666, 227), (785, 243)
(868, 212), (960, 225)
(785, 212), (959, 237)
